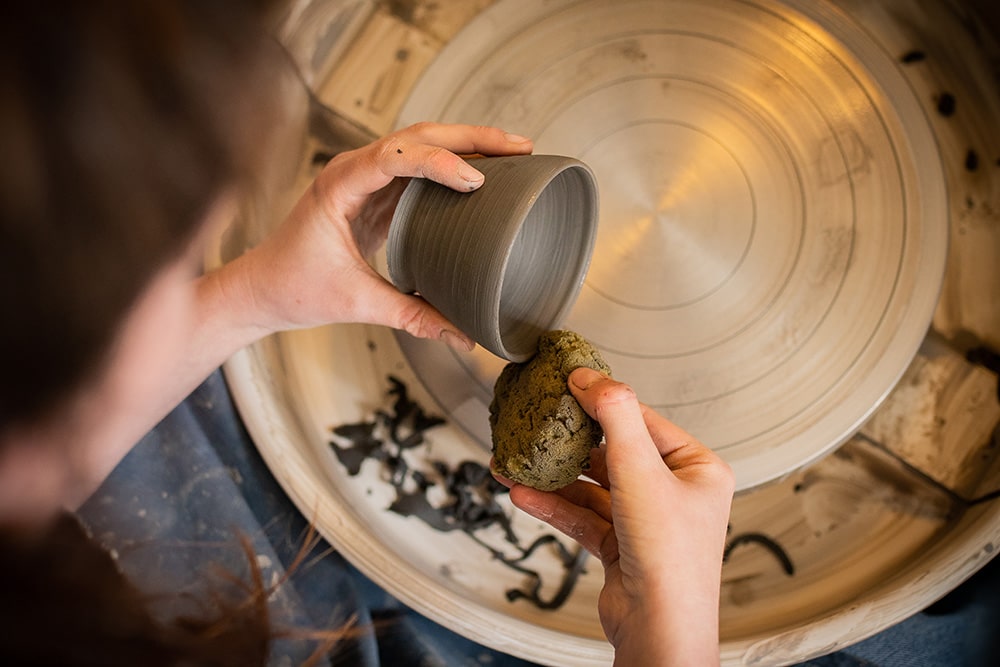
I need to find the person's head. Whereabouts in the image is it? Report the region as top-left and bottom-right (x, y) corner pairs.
(0, 0), (282, 517)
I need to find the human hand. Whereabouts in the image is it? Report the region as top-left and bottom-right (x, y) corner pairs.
(233, 122), (533, 348)
(495, 367), (734, 666)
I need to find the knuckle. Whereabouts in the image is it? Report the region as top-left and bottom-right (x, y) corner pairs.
(412, 120), (436, 132)
(422, 146), (453, 178)
(316, 145), (359, 181)
(702, 454), (736, 494)
(363, 138), (402, 182)
(717, 459), (737, 492)
(425, 144), (448, 162)
(472, 123), (497, 137)
(397, 302), (432, 337)
(402, 120), (435, 138)
(373, 135), (401, 163)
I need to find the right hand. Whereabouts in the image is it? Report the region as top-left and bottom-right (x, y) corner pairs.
(495, 367), (735, 666)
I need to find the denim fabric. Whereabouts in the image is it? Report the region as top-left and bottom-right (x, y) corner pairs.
(78, 370), (1000, 666)
(78, 370), (535, 667)
(802, 559), (1000, 667)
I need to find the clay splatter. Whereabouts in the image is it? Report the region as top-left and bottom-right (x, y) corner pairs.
(724, 526), (795, 576)
(330, 375), (587, 610)
(936, 92), (956, 117)
(966, 149), (980, 172)
(900, 50), (926, 64)
(966, 346), (1000, 402)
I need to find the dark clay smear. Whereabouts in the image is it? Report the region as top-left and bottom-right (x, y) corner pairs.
(724, 532), (795, 576)
(936, 92), (956, 117)
(504, 545), (590, 610)
(330, 375), (586, 610)
(966, 149), (980, 172)
(966, 346), (1000, 402)
(330, 422), (382, 475)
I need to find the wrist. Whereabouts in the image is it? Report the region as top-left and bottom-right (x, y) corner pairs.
(610, 591), (720, 666)
(195, 254), (274, 354)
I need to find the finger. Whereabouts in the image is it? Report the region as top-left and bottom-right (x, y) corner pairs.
(491, 461), (612, 522)
(374, 123), (534, 192)
(319, 124), (533, 209)
(582, 444), (610, 488)
(508, 484), (613, 561)
(567, 367), (669, 483)
(393, 122), (534, 158)
(552, 477), (613, 524)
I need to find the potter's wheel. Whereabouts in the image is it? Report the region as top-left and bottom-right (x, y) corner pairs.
(216, 0), (1000, 665)
(389, 0), (947, 491)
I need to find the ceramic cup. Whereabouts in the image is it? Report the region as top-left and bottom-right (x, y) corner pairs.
(386, 154), (599, 362)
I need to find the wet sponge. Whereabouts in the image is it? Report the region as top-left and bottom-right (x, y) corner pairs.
(489, 330), (611, 491)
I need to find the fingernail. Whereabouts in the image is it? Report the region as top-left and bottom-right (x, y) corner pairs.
(458, 161), (484, 185)
(504, 132), (531, 143)
(489, 459), (515, 488)
(570, 366), (604, 390)
(440, 329), (475, 353)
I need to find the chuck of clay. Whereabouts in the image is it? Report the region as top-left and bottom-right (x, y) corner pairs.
(489, 330), (612, 491)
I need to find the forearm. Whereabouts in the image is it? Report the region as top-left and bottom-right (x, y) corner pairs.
(142, 253), (271, 421)
(167, 254), (271, 409)
(70, 253), (271, 506)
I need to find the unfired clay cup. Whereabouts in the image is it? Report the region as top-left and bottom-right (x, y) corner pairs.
(386, 154), (599, 362)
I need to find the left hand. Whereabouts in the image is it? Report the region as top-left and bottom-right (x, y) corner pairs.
(235, 122), (534, 347)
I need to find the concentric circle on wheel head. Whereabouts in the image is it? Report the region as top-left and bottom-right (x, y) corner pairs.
(392, 0), (948, 491)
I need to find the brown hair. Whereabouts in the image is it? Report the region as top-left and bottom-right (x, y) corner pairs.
(0, 0), (282, 429)
(0, 2), (334, 663)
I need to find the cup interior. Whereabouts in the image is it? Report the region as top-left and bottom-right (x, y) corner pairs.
(386, 155), (598, 362)
(498, 164), (597, 360)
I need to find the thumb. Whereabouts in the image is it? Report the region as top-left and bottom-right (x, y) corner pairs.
(568, 367), (669, 481)
(357, 275), (476, 352)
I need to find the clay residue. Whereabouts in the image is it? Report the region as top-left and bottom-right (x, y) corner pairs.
(329, 375), (588, 610)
